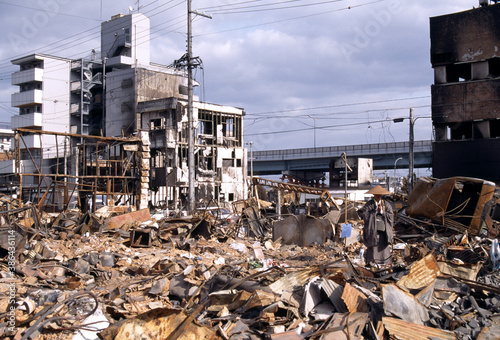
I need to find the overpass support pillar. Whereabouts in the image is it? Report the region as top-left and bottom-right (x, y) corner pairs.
(281, 170), (327, 188)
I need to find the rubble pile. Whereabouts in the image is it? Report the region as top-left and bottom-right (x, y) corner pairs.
(1, 183), (500, 339)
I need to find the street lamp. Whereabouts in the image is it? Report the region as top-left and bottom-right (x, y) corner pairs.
(307, 115), (316, 148)
(394, 157), (403, 193)
(393, 108), (415, 193)
(246, 141), (253, 178)
(394, 157), (403, 178)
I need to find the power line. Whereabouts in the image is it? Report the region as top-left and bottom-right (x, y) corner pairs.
(245, 96), (431, 116)
(205, 0), (344, 15)
(0, 1), (101, 21)
(195, 0), (383, 37)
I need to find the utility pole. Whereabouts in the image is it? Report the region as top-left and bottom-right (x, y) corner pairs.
(187, 0), (211, 214)
(409, 108), (414, 194)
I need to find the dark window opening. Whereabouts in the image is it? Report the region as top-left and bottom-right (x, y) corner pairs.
(489, 58), (500, 78)
(473, 120), (490, 139)
(449, 121), (472, 140)
(150, 118), (162, 130)
(491, 119), (500, 138)
(446, 63), (471, 82)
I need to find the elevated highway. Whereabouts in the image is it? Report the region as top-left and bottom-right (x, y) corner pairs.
(252, 140), (432, 175)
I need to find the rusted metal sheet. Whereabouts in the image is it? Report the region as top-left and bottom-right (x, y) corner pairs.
(341, 282), (368, 313)
(437, 261), (481, 281)
(405, 177), (455, 222)
(103, 208), (151, 230)
(397, 253), (442, 291)
(130, 228), (153, 247)
(470, 182), (496, 234)
(99, 307), (216, 340)
(236, 290), (278, 313)
(319, 312), (368, 340)
(406, 177), (496, 235)
(382, 316), (456, 340)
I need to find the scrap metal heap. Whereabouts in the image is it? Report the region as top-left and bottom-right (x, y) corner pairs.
(0, 177), (499, 339)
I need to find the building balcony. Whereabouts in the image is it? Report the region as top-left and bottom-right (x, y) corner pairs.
(106, 55), (133, 68)
(11, 112), (43, 129)
(16, 134), (42, 149)
(11, 68), (43, 85)
(11, 89), (43, 107)
(71, 81), (81, 92)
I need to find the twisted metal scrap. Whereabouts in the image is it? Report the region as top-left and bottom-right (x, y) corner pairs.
(21, 291), (99, 340)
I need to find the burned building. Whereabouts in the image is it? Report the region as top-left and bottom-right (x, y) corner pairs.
(139, 98), (246, 210)
(430, 3), (500, 181)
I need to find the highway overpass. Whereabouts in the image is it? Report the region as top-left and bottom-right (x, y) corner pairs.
(251, 140), (432, 175)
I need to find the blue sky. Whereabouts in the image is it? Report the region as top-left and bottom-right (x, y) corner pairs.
(0, 0), (480, 154)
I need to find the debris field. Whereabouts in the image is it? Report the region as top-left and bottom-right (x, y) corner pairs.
(1, 176), (500, 340)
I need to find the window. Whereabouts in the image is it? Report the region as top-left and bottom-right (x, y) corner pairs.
(124, 28), (131, 43)
(150, 118), (162, 130)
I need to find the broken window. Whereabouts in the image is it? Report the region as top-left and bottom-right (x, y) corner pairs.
(445, 63), (471, 82)
(150, 118), (163, 130)
(198, 109), (242, 146)
(449, 121), (472, 140)
(473, 120), (490, 139)
(491, 119), (500, 138)
(489, 57), (500, 77)
(224, 118), (234, 137)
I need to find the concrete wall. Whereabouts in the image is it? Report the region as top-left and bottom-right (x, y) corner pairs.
(105, 68), (186, 137)
(430, 5), (500, 65)
(101, 13), (150, 66)
(41, 57), (71, 158)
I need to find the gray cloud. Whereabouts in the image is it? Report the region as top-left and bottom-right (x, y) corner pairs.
(0, 0), (478, 150)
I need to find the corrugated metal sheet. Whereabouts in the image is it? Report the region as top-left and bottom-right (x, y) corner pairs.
(382, 316), (456, 340)
(341, 282), (368, 313)
(269, 267), (319, 295)
(381, 284), (429, 325)
(397, 253), (442, 290)
(321, 278), (347, 313)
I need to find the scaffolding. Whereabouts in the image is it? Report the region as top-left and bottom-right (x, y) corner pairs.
(14, 128), (145, 212)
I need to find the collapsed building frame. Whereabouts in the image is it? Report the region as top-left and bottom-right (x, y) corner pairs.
(13, 128), (148, 212)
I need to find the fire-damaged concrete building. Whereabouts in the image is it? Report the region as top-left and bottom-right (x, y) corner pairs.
(138, 98), (246, 209)
(430, 2), (500, 181)
(1, 12), (247, 211)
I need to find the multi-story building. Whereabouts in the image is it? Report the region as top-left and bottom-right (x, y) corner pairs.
(139, 98), (245, 208)
(2, 12), (247, 211)
(430, 2), (500, 181)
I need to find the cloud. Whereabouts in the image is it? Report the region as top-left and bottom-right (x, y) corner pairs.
(0, 0), (480, 151)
